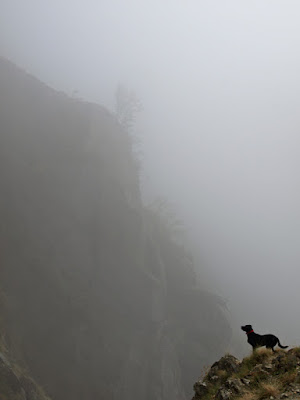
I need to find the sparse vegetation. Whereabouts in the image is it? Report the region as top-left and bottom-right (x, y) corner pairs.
(233, 349), (272, 381)
(238, 392), (257, 400)
(257, 382), (280, 400)
(192, 347), (300, 400)
(279, 370), (297, 387)
(290, 347), (300, 357)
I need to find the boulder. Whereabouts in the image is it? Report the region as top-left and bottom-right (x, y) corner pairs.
(225, 378), (244, 394)
(206, 355), (240, 383)
(192, 381), (208, 399)
(216, 388), (232, 400)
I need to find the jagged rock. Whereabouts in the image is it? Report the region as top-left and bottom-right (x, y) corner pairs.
(225, 378), (244, 394)
(206, 355), (240, 382)
(192, 381), (208, 398)
(263, 363), (273, 370)
(249, 363), (272, 379)
(280, 393), (289, 398)
(216, 388), (232, 400)
(192, 350), (300, 400)
(250, 364), (266, 377)
(241, 378), (251, 385)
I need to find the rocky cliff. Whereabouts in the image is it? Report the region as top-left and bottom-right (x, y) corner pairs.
(192, 348), (300, 400)
(0, 57), (231, 400)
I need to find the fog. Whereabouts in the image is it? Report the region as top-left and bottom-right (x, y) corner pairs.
(2, 0), (300, 350)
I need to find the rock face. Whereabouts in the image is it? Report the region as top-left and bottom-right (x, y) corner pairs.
(192, 348), (300, 400)
(0, 351), (49, 400)
(207, 355), (241, 380)
(0, 57), (231, 400)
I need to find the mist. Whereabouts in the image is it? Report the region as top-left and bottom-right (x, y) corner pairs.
(2, 0), (300, 351)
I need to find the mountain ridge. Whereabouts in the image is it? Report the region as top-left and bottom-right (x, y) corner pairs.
(192, 348), (300, 400)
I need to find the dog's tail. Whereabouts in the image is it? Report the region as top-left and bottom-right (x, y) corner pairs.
(278, 340), (288, 349)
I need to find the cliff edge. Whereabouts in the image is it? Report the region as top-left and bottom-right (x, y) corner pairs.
(192, 349), (300, 400)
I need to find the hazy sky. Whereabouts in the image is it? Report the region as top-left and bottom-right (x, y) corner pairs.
(2, 0), (300, 351)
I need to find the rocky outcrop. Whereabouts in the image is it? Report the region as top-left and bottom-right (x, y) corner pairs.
(192, 348), (300, 400)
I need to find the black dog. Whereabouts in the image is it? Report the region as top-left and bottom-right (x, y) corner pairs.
(241, 325), (288, 352)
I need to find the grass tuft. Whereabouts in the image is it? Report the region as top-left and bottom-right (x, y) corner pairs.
(251, 349), (273, 364)
(234, 349), (272, 379)
(278, 370), (297, 387)
(257, 382), (280, 400)
(238, 391), (258, 400)
(290, 347), (300, 357)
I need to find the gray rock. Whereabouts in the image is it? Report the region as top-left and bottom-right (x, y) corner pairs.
(263, 364), (273, 370)
(216, 388), (232, 400)
(280, 393), (289, 399)
(241, 378), (251, 385)
(251, 363), (271, 378)
(225, 378), (244, 394)
(193, 381), (208, 398)
(211, 355), (240, 374)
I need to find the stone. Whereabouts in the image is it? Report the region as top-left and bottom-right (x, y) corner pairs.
(264, 364), (273, 370)
(216, 388), (232, 400)
(280, 393), (289, 399)
(211, 355), (241, 374)
(225, 378), (244, 394)
(241, 378), (251, 385)
(193, 381), (208, 398)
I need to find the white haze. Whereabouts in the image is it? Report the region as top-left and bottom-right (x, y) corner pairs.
(1, 0), (300, 351)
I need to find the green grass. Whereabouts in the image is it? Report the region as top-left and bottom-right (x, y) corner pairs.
(233, 349), (272, 380)
(196, 347), (300, 400)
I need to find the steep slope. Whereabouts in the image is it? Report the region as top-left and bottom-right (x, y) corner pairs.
(192, 348), (300, 400)
(0, 57), (231, 400)
(0, 291), (51, 400)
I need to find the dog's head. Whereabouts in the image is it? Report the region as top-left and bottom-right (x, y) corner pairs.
(241, 325), (253, 333)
